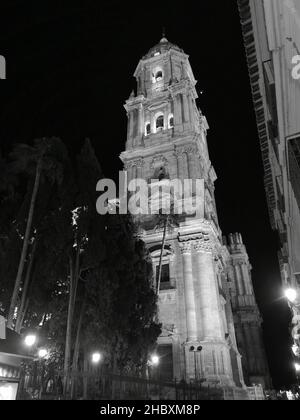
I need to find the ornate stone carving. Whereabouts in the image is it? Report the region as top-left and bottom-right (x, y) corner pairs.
(185, 145), (198, 155)
(174, 147), (186, 158)
(180, 241), (192, 255)
(194, 236), (214, 253)
(125, 158), (144, 169)
(150, 155), (168, 170)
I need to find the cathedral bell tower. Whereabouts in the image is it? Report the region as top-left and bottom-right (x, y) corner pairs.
(120, 37), (246, 391)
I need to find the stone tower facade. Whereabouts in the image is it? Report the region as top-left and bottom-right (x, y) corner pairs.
(120, 37), (269, 393)
(225, 233), (272, 389)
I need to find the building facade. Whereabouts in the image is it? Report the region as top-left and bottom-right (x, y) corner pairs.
(120, 37), (270, 394)
(237, 0), (300, 367)
(225, 233), (272, 388)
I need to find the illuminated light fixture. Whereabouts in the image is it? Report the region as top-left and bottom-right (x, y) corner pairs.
(91, 352), (102, 364)
(38, 348), (48, 359)
(285, 288), (298, 303)
(150, 355), (159, 366)
(292, 345), (299, 357)
(24, 334), (37, 347)
(295, 363), (300, 373)
(0, 383), (18, 400)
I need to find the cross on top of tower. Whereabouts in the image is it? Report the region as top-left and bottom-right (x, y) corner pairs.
(160, 27), (167, 43)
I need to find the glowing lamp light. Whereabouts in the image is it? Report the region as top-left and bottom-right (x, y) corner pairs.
(24, 334), (37, 347)
(92, 352), (102, 364)
(292, 345), (299, 357)
(285, 288), (297, 303)
(38, 348), (48, 359)
(151, 355), (159, 366)
(295, 363), (300, 373)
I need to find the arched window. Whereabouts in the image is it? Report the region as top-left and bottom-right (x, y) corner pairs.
(155, 71), (163, 82)
(156, 115), (164, 131)
(168, 114), (174, 129)
(145, 122), (151, 136)
(152, 67), (163, 84)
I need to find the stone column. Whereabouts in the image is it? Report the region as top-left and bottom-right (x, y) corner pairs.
(138, 105), (144, 138)
(194, 241), (224, 340)
(186, 147), (197, 181)
(136, 159), (144, 180)
(182, 151), (189, 181)
(234, 264), (245, 296)
(174, 94), (182, 127)
(241, 263), (252, 295)
(128, 111), (134, 140)
(132, 165), (137, 181)
(183, 93), (190, 123)
(180, 241), (197, 342)
(243, 323), (255, 373)
(170, 153), (178, 180)
(188, 93), (194, 124)
(176, 150), (185, 184)
(125, 163), (134, 185)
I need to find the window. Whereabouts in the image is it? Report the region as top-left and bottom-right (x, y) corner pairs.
(156, 264), (170, 286)
(155, 71), (163, 82)
(158, 167), (167, 181)
(168, 114), (174, 129)
(152, 67), (163, 84)
(145, 122), (151, 136)
(156, 115), (164, 131)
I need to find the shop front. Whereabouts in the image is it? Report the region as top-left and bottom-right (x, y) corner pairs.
(0, 317), (32, 400)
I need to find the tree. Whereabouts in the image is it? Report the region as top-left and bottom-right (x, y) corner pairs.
(11, 138), (161, 399)
(7, 138), (69, 329)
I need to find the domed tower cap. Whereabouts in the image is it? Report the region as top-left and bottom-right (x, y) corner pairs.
(160, 36), (168, 43)
(144, 36), (184, 59)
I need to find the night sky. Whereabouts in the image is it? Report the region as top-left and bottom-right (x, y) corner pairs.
(0, 1), (295, 388)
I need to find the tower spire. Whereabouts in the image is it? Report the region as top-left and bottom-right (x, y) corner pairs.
(160, 27), (167, 43)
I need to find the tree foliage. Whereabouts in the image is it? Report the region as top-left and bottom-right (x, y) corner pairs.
(0, 138), (161, 392)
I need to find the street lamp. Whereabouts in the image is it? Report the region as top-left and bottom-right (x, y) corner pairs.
(24, 334), (37, 347)
(91, 352), (102, 364)
(285, 288), (298, 304)
(150, 355), (159, 366)
(38, 348), (48, 359)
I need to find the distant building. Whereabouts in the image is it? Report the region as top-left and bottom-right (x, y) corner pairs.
(237, 0), (300, 365)
(120, 36), (271, 398)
